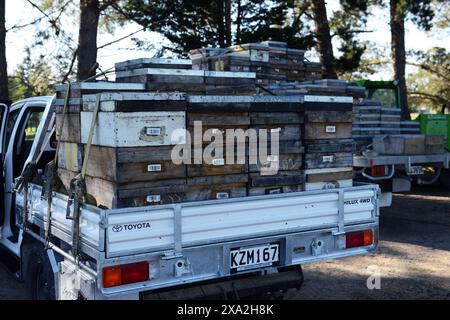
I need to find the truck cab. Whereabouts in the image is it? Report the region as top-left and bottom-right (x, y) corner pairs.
(0, 97), (54, 256)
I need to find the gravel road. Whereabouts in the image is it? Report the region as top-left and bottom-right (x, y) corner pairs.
(1, 185), (449, 300)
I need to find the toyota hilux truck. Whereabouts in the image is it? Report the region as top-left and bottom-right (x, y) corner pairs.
(0, 94), (381, 300)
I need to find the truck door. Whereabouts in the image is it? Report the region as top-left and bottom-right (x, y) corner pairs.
(1, 101), (47, 244)
(0, 101), (9, 227)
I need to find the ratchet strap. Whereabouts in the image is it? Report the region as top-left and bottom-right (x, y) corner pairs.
(14, 161), (37, 230)
(42, 83), (72, 246)
(66, 93), (101, 259)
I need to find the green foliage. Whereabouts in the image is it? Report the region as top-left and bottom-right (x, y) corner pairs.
(8, 48), (56, 101)
(122, 0), (316, 56)
(330, 0), (382, 76)
(407, 47), (450, 113)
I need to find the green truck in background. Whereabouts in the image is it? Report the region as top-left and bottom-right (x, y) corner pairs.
(353, 79), (449, 151)
(352, 79), (450, 191)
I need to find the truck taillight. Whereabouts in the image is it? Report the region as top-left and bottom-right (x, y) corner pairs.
(371, 165), (386, 177)
(345, 230), (374, 248)
(103, 262), (149, 288)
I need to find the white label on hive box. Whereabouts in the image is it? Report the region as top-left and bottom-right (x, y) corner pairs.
(250, 50), (269, 62)
(146, 127), (162, 136)
(146, 195), (161, 203)
(212, 158), (225, 166)
(216, 192), (229, 199)
(147, 164), (162, 172)
(322, 156), (334, 163)
(325, 125), (336, 133)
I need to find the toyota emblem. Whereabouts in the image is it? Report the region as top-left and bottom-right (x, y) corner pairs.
(112, 225), (123, 233)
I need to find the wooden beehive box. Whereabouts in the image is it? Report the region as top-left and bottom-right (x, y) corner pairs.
(54, 82), (146, 144)
(304, 167), (353, 191)
(58, 168), (187, 208)
(186, 174), (248, 201)
(115, 58), (192, 72)
(373, 135), (426, 155)
(57, 91), (188, 209)
(115, 67), (256, 95)
(425, 135), (444, 154)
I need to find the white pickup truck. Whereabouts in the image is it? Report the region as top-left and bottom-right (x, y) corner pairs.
(0, 96), (381, 300)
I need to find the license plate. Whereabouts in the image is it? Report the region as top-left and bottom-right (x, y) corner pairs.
(230, 243), (279, 271)
(408, 166), (424, 175)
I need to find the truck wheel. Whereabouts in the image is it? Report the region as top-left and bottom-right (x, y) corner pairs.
(439, 169), (450, 189)
(27, 245), (56, 300)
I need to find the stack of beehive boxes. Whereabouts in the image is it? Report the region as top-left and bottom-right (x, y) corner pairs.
(351, 100), (424, 150)
(55, 82), (146, 199)
(55, 48), (368, 209)
(400, 121), (420, 134)
(56, 90), (187, 208)
(303, 96), (355, 190)
(186, 96), (250, 201)
(380, 107), (401, 135)
(115, 58), (256, 95)
(352, 99), (383, 149)
(247, 96), (305, 195)
(190, 41), (322, 86)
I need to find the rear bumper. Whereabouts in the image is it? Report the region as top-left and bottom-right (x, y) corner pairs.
(98, 223), (379, 298)
(142, 266), (304, 300)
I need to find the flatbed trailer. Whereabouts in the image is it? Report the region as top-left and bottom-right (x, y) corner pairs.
(353, 152), (450, 205)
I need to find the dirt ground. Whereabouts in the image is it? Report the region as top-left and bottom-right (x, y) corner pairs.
(1, 185), (449, 300)
(287, 185), (450, 300)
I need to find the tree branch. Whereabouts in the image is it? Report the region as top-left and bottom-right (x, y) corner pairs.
(61, 47), (79, 83)
(406, 61), (450, 82)
(6, 17), (44, 32)
(409, 91), (450, 106)
(97, 28), (145, 50)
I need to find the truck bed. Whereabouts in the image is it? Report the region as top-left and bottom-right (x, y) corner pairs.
(19, 183), (379, 259)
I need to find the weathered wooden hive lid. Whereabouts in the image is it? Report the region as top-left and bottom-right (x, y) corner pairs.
(54, 81), (145, 92)
(115, 58), (192, 70)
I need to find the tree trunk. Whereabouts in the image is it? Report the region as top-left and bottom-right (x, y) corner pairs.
(390, 0), (410, 120)
(77, 0), (100, 81)
(0, 0), (8, 99)
(310, 0), (337, 79)
(224, 0), (232, 46)
(236, 0), (242, 44)
(216, 0), (225, 47)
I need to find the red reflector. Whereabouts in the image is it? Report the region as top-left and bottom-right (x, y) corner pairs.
(103, 262), (149, 288)
(371, 165), (385, 177)
(346, 230), (374, 248)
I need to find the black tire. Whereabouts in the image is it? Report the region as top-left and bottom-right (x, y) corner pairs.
(26, 244), (56, 300)
(439, 169), (450, 189)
